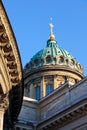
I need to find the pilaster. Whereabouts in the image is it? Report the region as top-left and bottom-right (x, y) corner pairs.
(30, 83), (35, 99)
(54, 75), (57, 89)
(41, 77), (45, 98)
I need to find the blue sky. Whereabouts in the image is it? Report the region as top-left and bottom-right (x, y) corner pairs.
(3, 0), (87, 75)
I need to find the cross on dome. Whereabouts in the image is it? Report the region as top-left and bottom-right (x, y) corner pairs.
(49, 23), (54, 34)
(49, 18), (55, 40)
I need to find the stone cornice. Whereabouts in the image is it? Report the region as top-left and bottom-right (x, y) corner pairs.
(37, 98), (87, 130)
(24, 65), (83, 84)
(0, 1), (24, 124)
(24, 65), (83, 78)
(0, 2), (23, 88)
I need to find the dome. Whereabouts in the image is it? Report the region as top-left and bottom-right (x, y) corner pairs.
(24, 37), (83, 74)
(24, 22), (83, 76)
(31, 39), (74, 62)
(24, 22), (84, 100)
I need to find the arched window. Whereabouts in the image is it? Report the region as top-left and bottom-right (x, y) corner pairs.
(59, 57), (64, 63)
(35, 86), (40, 100)
(34, 59), (39, 66)
(70, 59), (74, 66)
(66, 59), (68, 65)
(46, 84), (53, 95)
(46, 56), (52, 64)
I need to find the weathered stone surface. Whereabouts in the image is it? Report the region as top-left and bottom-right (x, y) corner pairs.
(18, 77), (87, 130)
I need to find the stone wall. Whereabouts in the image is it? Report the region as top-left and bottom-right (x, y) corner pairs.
(17, 77), (87, 129)
(39, 78), (87, 122)
(18, 97), (39, 124)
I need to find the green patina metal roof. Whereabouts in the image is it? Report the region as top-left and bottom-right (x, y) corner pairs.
(30, 39), (74, 62)
(30, 22), (75, 62)
(24, 24), (83, 75)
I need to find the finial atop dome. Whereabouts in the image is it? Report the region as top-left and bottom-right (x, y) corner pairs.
(49, 18), (55, 40)
(49, 22), (54, 34)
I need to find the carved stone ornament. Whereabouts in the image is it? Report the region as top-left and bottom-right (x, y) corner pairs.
(0, 93), (9, 110)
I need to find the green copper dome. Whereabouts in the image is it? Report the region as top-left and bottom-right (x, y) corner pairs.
(24, 23), (83, 75)
(24, 23), (84, 101)
(31, 39), (74, 62)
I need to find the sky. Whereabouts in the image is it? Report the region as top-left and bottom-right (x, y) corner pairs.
(2, 0), (87, 76)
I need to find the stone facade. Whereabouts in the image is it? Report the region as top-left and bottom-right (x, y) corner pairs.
(1, 1), (87, 130)
(24, 65), (83, 100)
(15, 77), (87, 130)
